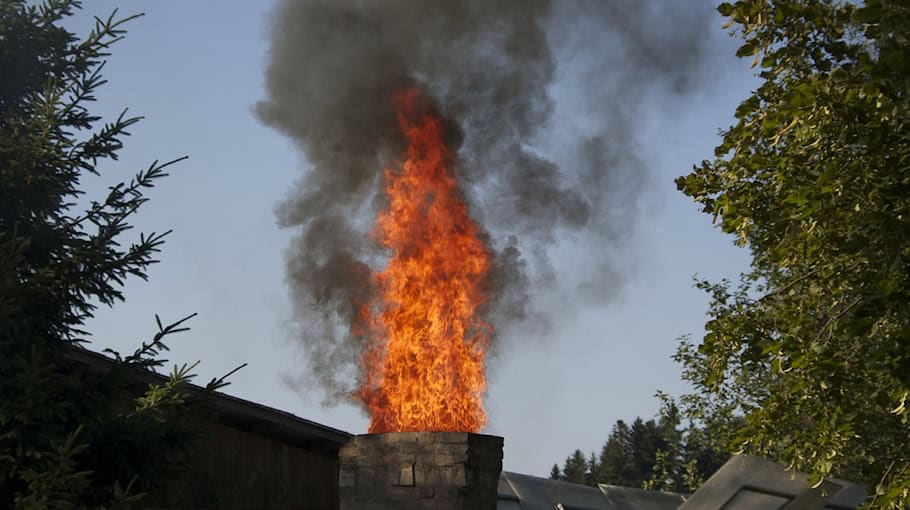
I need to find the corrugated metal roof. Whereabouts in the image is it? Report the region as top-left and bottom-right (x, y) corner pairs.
(498, 472), (684, 510)
(599, 485), (686, 510)
(498, 455), (867, 510)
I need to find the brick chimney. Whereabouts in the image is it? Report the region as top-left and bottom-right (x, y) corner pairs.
(338, 432), (503, 510)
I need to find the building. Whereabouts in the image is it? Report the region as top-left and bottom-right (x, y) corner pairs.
(72, 348), (866, 509)
(71, 347), (348, 510)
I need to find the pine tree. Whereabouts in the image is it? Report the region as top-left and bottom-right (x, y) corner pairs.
(644, 400), (731, 493)
(0, 2), (231, 507)
(585, 451), (598, 486)
(561, 449), (589, 485)
(556, 411), (731, 491)
(549, 464), (562, 481)
(595, 420), (634, 487)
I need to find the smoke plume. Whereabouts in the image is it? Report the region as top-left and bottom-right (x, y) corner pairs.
(258, 0), (715, 402)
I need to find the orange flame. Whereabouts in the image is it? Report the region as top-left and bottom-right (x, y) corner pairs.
(357, 88), (492, 433)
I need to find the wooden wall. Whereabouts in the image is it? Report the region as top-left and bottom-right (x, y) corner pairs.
(149, 422), (341, 510)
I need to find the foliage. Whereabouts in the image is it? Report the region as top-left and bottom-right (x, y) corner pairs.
(549, 463), (562, 481)
(560, 449), (590, 485)
(549, 408), (728, 492)
(0, 1), (230, 507)
(676, 0), (910, 507)
(643, 398), (734, 493)
(595, 417), (666, 488)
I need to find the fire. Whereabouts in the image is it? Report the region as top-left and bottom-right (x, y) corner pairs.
(357, 88), (492, 433)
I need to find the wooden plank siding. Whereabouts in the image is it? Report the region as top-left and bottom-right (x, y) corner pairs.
(64, 346), (351, 510)
(151, 423), (341, 509)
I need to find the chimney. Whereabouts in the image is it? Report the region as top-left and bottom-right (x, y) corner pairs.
(338, 432), (503, 510)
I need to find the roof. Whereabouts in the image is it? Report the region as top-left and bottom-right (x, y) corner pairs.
(66, 348), (868, 508)
(67, 345), (353, 452)
(600, 485), (686, 510)
(678, 455), (866, 510)
(498, 455), (867, 510)
(498, 472), (685, 510)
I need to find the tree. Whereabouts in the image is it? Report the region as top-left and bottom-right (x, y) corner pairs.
(586, 451), (599, 486)
(561, 449), (591, 485)
(0, 2), (227, 507)
(594, 420), (634, 487)
(594, 418), (666, 488)
(552, 411), (728, 491)
(644, 400), (732, 493)
(675, 0), (909, 507)
(549, 464), (562, 480)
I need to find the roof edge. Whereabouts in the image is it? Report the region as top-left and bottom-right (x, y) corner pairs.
(67, 345), (353, 449)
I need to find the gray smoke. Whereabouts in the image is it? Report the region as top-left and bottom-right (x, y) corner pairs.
(258, 0), (715, 403)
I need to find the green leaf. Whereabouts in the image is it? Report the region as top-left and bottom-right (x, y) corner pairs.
(736, 40), (759, 58)
(672, 0), (910, 504)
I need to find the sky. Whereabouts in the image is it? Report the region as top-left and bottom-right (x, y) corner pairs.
(70, 1), (756, 476)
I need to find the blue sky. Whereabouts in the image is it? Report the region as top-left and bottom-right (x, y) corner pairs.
(71, 1), (755, 476)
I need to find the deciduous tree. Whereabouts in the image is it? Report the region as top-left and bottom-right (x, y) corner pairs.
(676, 0), (909, 507)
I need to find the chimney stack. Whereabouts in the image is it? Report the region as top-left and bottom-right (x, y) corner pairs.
(339, 432), (503, 509)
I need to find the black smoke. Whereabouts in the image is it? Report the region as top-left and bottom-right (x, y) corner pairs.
(257, 0), (715, 403)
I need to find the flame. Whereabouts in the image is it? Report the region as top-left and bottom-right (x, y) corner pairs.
(357, 88), (492, 433)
